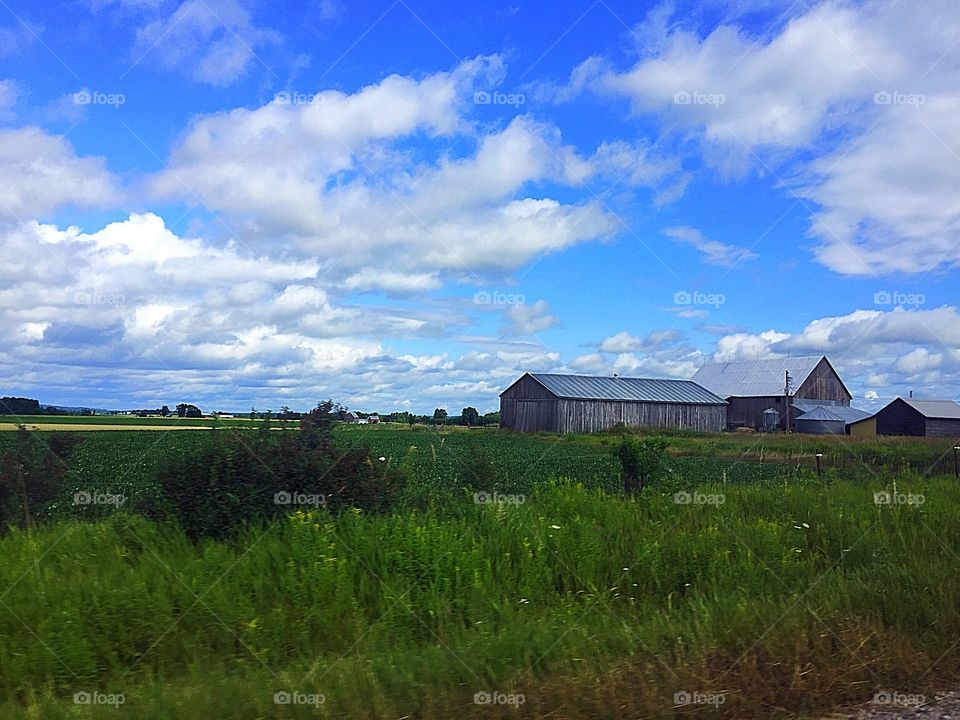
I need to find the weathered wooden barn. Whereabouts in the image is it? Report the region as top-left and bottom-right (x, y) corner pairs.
(499, 373), (727, 433)
(691, 355), (852, 430)
(853, 397), (960, 437)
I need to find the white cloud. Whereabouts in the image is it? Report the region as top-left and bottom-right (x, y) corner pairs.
(502, 299), (559, 336)
(132, 0), (281, 86)
(663, 225), (758, 267)
(0, 127), (119, 219)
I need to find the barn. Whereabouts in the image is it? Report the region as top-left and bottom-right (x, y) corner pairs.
(862, 397), (960, 437)
(691, 355), (852, 431)
(499, 373), (727, 433)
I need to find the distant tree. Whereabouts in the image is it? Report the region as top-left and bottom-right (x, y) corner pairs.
(482, 411), (501, 427)
(460, 407), (480, 426)
(433, 408), (447, 425)
(160, 405), (170, 417)
(176, 403), (203, 418)
(0, 397), (41, 415)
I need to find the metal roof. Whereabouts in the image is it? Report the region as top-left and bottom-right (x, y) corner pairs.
(524, 373), (727, 405)
(794, 405), (847, 423)
(792, 401), (872, 424)
(900, 398), (960, 419)
(692, 356), (831, 398)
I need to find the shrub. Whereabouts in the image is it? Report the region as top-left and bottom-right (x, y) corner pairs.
(617, 435), (669, 493)
(154, 402), (405, 539)
(0, 426), (82, 529)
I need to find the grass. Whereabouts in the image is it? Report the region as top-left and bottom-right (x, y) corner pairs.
(1, 477), (958, 718)
(0, 415), (263, 427)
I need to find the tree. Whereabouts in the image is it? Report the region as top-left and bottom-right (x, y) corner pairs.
(160, 405), (170, 417)
(617, 436), (669, 494)
(433, 408), (447, 425)
(482, 411), (501, 427)
(176, 403), (203, 418)
(0, 397), (41, 415)
(461, 407), (479, 426)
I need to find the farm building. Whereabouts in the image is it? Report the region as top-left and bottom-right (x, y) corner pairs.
(851, 397), (960, 438)
(691, 355), (852, 430)
(499, 373), (727, 433)
(792, 400), (872, 435)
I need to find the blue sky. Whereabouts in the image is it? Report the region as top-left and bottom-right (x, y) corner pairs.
(0, 0), (958, 413)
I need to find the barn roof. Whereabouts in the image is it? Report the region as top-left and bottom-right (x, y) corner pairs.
(794, 405), (846, 423)
(793, 401), (872, 424)
(691, 356), (848, 398)
(515, 373), (727, 405)
(899, 398), (960, 419)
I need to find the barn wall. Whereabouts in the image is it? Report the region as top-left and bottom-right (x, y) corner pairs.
(795, 419), (846, 435)
(556, 399), (725, 434)
(500, 375), (560, 431)
(726, 396), (791, 429)
(925, 418), (960, 438)
(795, 358), (851, 405)
(848, 417), (876, 437)
(875, 400), (925, 436)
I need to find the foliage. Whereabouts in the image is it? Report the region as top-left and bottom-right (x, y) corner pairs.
(151, 412), (405, 539)
(3, 478), (960, 718)
(617, 435), (670, 493)
(0, 427), (82, 529)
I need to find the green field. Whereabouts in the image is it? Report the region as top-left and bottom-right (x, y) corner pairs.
(0, 424), (958, 718)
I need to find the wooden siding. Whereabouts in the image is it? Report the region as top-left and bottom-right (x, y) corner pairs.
(875, 399), (925, 436)
(848, 417), (876, 437)
(795, 358), (852, 404)
(500, 374), (558, 431)
(556, 399), (725, 434)
(925, 418), (960, 438)
(726, 396), (796, 430)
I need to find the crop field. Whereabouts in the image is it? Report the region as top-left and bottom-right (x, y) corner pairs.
(1, 423), (959, 719)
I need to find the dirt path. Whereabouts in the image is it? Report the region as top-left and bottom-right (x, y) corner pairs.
(823, 690), (960, 719)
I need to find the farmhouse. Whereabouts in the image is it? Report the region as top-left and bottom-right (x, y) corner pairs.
(499, 373), (727, 433)
(691, 355), (852, 431)
(849, 397), (960, 438)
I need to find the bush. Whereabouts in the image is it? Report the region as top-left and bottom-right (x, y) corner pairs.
(617, 435), (669, 493)
(154, 402), (405, 539)
(0, 426), (82, 529)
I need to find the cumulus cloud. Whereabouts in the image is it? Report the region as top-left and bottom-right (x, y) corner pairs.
(0, 127), (120, 219)
(501, 299), (560, 336)
(587, 0), (960, 275)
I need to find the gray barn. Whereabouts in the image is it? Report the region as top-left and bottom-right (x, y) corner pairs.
(692, 355), (852, 431)
(870, 398), (960, 437)
(499, 373), (727, 433)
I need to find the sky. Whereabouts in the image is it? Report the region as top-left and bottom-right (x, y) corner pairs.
(0, 0), (958, 414)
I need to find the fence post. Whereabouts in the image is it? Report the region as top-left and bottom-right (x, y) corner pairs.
(954, 446), (959, 479)
(815, 452), (823, 479)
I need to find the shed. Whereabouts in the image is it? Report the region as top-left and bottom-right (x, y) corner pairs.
(870, 398), (960, 437)
(794, 405), (847, 435)
(499, 373), (727, 433)
(691, 355), (852, 430)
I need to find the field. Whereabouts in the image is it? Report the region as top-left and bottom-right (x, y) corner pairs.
(0, 423), (958, 718)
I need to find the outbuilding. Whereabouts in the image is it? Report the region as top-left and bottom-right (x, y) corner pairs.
(499, 373), (727, 433)
(868, 397), (960, 437)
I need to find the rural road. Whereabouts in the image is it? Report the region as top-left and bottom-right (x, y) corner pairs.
(823, 691), (960, 719)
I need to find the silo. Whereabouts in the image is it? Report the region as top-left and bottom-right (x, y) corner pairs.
(795, 405), (846, 435)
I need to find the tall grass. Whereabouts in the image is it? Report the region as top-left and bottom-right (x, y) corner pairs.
(2, 477), (958, 718)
